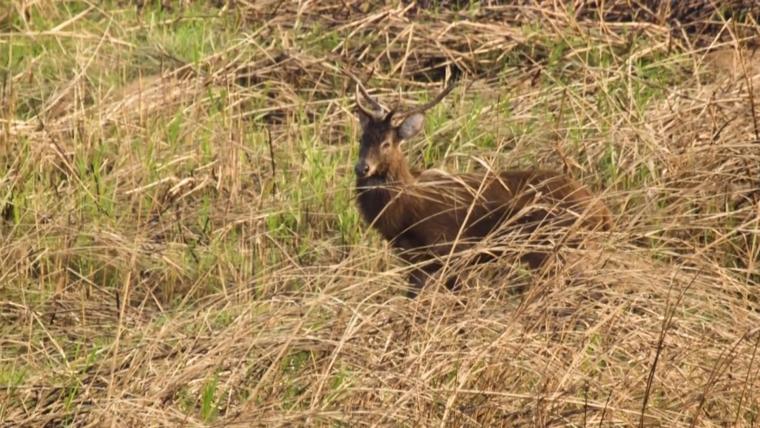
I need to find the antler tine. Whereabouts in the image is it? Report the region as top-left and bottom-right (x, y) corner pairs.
(402, 79), (457, 117)
(356, 81), (385, 114)
(343, 68), (386, 119)
(354, 84), (386, 121)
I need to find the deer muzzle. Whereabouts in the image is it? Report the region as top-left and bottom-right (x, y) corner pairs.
(354, 161), (370, 177)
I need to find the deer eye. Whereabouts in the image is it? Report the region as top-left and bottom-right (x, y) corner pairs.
(380, 141), (391, 151)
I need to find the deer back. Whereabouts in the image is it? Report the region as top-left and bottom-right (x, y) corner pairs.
(381, 168), (611, 261)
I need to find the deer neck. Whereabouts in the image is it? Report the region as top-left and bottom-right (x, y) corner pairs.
(386, 154), (415, 186)
(355, 155), (415, 239)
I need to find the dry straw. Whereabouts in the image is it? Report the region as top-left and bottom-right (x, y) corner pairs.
(1, 1), (760, 426)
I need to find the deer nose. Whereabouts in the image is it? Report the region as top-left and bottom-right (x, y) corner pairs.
(354, 161), (369, 177)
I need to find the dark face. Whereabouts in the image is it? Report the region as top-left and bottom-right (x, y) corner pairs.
(354, 112), (399, 180)
(354, 110), (425, 180)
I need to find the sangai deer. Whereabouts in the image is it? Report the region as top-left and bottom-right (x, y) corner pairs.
(351, 77), (612, 298)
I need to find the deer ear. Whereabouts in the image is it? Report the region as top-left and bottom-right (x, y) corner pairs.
(397, 113), (424, 140)
(357, 109), (372, 130)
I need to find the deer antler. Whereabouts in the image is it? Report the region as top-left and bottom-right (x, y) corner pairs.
(400, 78), (457, 117)
(344, 68), (387, 120)
(354, 84), (387, 120)
(356, 82), (385, 113)
(343, 67), (458, 120)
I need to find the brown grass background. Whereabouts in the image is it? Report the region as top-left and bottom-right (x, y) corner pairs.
(1, 1), (760, 426)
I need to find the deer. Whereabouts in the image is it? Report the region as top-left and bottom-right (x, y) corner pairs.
(351, 77), (612, 298)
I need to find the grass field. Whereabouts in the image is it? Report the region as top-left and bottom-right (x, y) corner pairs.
(2, 1), (760, 426)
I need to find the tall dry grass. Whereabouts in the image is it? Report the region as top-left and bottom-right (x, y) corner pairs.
(1, 1), (759, 426)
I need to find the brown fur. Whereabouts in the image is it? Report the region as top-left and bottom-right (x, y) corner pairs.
(352, 89), (612, 298)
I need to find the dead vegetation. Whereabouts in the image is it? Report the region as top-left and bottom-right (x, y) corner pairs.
(1, 1), (760, 426)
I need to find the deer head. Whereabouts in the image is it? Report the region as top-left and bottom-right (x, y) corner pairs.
(352, 78), (456, 180)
